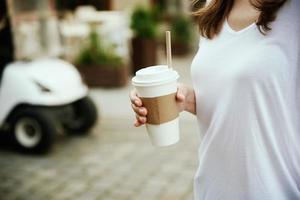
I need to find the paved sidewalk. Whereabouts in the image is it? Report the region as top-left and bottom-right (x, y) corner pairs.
(0, 51), (201, 200)
(0, 119), (199, 200)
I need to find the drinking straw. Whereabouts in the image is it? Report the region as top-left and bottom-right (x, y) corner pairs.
(166, 31), (172, 69)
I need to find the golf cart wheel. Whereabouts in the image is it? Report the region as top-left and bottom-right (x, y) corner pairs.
(10, 108), (56, 153)
(64, 97), (98, 134)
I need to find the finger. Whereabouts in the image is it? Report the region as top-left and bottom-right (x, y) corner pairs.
(131, 104), (147, 116)
(129, 89), (138, 103)
(134, 98), (142, 107)
(176, 92), (185, 102)
(138, 107), (147, 116)
(130, 90), (142, 106)
(131, 103), (140, 113)
(136, 115), (147, 124)
(134, 120), (142, 127)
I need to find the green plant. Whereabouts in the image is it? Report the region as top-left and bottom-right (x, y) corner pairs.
(130, 6), (158, 39)
(75, 28), (123, 67)
(171, 15), (193, 44)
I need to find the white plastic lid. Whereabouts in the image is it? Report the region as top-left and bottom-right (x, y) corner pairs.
(132, 65), (179, 87)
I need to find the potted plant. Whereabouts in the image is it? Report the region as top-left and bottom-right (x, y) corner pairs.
(170, 15), (193, 55)
(130, 6), (158, 73)
(75, 28), (128, 87)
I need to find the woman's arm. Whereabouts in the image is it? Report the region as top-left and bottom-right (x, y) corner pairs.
(176, 83), (196, 115)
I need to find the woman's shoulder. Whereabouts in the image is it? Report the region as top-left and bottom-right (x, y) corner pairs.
(276, 0), (300, 24)
(270, 0), (300, 36)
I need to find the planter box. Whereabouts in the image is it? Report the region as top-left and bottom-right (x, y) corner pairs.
(131, 37), (157, 74)
(162, 41), (190, 56)
(76, 64), (129, 88)
(172, 41), (190, 56)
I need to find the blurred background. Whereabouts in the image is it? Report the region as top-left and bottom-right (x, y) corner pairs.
(0, 0), (205, 199)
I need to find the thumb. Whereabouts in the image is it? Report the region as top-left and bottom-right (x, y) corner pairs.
(176, 91), (185, 102)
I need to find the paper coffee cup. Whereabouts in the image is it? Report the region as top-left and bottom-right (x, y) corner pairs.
(132, 65), (180, 147)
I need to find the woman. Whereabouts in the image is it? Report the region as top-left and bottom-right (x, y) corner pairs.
(130, 0), (300, 199)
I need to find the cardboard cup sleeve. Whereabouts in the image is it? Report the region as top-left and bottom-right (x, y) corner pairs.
(141, 93), (179, 125)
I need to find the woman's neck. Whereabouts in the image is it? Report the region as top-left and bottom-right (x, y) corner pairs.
(234, 0), (252, 4)
(233, 0), (256, 10)
(227, 0), (260, 31)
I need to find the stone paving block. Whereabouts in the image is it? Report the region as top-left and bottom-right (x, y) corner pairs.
(37, 184), (64, 200)
(145, 179), (169, 190)
(131, 190), (162, 200)
(117, 178), (146, 192)
(90, 179), (114, 190)
(87, 181), (115, 196)
(103, 187), (135, 200)
(134, 183), (165, 199)
(73, 190), (104, 200)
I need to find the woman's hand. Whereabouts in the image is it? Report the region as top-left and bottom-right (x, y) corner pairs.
(130, 89), (147, 127)
(130, 84), (196, 127)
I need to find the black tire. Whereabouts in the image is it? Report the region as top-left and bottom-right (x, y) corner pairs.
(9, 107), (56, 154)
(64, 97), (98, 134)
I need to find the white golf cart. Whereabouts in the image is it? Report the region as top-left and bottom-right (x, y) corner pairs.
(0, 0), (98, 153)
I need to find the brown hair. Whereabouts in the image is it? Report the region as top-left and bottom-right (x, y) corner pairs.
(193, 0), (287, 39)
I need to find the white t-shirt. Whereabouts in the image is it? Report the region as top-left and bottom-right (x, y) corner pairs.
(191, 0), (300, 199)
